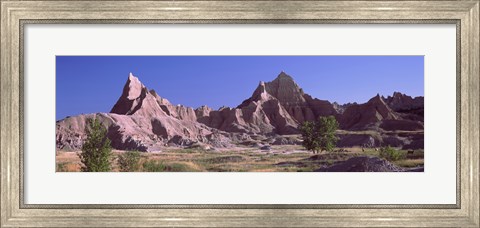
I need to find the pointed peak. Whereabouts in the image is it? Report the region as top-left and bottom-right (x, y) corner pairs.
(368, 93), (384, 103)
(128, 72), (138, 81)
(111, 72), (149, 115)
(275, 71), (293, 80)
(392, 91), (408, 98)
(126, 72), (142, 86)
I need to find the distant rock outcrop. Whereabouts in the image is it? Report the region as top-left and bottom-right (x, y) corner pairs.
(56, 71), (424, 152)
(339, 94), (423, 131)
(384, 92), (424, 122)
(198, 72), (337, 134)
(57, 73), (232, 151)
(340, 94), (397, 130)
(384, 92), (424, 112)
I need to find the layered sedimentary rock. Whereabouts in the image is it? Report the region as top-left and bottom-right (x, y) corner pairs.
(332, 102), (355, 114)
(56, 71), (424, 152)
(339, 94), (423, 131)
(383, 92), (424, 122)
(384, 92), (424, 112)
(339, 94), (398, 130)
(197, 72), (337, 134)
(56, 73), (231, 151)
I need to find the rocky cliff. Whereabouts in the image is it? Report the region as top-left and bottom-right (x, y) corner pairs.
(56, 73), (232, 152)
(56, 71), (424, 151)
(197, 72), (337, 134)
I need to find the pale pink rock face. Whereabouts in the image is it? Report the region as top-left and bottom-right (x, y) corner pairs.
(126, 72), (143, 99)
(56, 71), (424, 152)
(57, 73), (230, 152)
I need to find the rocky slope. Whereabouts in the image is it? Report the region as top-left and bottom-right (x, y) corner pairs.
(56, 72), (424, 152)
(56, 73), (232, 152)
(339, 94), (423, 131)
(197, 72), (337, 134)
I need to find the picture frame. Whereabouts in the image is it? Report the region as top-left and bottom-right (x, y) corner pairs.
(1, 0), (478, 227)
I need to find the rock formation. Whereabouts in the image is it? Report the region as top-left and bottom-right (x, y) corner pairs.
(197, 72), (337, 134)
(57, 73), (232, 152)
(340, 94), (397, 130)
(56, 71), (424, 152)
(384, 92), (424, 112)
(339, 93), (423, 131)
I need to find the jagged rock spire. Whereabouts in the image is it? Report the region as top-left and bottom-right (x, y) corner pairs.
(111, 72), (148, 115)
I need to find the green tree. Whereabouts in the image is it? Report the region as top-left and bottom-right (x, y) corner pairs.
(316, 116), (339, 152)
(299, 121), (320, 153)
(299, 116), (339, 154)
(78, 118), (113, 172)
(118, 150), (141, 172)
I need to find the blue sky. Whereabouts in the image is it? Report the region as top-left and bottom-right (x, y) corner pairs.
(56, 56), (424, 120)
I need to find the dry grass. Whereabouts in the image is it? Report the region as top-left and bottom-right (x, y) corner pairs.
(393, 159), (424, 168)
(56, 146), (424, 172)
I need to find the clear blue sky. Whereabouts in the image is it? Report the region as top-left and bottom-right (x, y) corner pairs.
(56, 56), (424, 120)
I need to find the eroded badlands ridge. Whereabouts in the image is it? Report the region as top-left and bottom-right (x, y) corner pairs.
(56, 72), (424, 152)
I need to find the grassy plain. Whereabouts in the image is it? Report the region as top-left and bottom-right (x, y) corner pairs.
(56, 145), (424, 172)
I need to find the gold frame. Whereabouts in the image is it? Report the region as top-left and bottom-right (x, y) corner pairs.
(1, 1), (478, 227)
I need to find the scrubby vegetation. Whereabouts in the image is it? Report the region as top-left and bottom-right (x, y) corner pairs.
(78, 118), (113, 172)
(142, 160), (166, 172)
(118, 150), (141, 172)
(299, 116), (339, 154)
(379, 146), (406, 161)
(58, 145), (424, 172)
(56, 162), (68, 172)
(142, 160), (193, 172)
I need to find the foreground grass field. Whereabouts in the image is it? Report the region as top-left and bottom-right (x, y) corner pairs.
(56, 145), (424, 172)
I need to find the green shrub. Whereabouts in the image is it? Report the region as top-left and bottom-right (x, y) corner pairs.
(56, 163), (67, 172)
(379, 146), (406, 161)
(142, 160), (191, 172)
(118, 150), (141, 172)
(299, 116), (339, 154)
(142, 160), (166, 172)
(78, 118), (113, 172)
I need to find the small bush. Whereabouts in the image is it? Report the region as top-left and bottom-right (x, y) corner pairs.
(379, 146), (406, 161)
(118, 150), (141, 172)
(142, 160), (166, 172)
(78, 118), (113, 172)
(142, 160), (192, 172)
(56, 163), (67, 172)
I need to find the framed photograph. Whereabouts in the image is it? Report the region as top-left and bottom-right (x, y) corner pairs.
(1, 0), (478, 227)
(56, 55), (426, 173)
